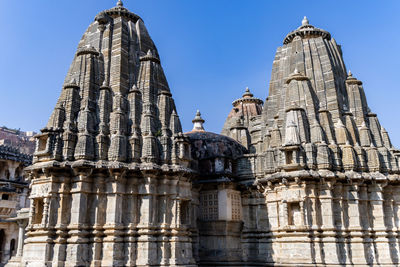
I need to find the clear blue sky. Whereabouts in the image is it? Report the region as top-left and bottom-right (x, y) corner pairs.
(1, 1), (400, 148)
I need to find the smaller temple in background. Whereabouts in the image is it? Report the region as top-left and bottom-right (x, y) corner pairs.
(222, 87), (263, 150)
(0, 127), (33, 265)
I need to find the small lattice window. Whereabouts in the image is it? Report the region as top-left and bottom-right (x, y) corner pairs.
(200, 191), (218, 221)
(229, 192), (242, 221)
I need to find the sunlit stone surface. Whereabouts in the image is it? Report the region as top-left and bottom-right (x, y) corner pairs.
(9, 2), (400, 266)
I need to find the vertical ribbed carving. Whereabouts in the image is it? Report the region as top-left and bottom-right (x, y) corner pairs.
(61, 80), (80, 161)
(74, 100), (96, 160)
(128, 84), (142, 162)
(96, 82), (112, 160)
(367, 113), (383, 147)
(253, 17), (399, 175)
(169, 110), (182, 135)
(74, 50), (99, 160)
(108, 93), (128, 161)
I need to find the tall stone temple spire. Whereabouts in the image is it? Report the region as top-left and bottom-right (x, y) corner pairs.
(14, 8), (400, 267)
(256, 16), (399, 174)
(34, 2), (184, 165)
(21, 3), (195, 267)
(219, 16), (400, 266)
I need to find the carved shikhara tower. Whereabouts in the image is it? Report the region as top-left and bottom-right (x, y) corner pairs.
(15, 2), (400, 267)
(20, 2), (195, 267)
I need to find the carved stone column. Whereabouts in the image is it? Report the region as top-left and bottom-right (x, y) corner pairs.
(16, 219), (28, 257)
(369, 182), (392, 265)
(319, 180), (335, 231)
(41, 197), (50, 227)
(125, 177), (139, 266)
(49, 177), (69, 267)
(65, 169), (92, 266)
(344, 182), (369, 265)
(136, 175), (158, 266)
(92, 173), (106, 265)
(102, 170), (126, 266)
(168, 179), (196, 266)
(159, 179), (171, 265)
(392, 186), (400, 263)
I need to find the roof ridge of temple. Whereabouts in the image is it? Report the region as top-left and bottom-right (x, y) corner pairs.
(283, 16), (331, 45)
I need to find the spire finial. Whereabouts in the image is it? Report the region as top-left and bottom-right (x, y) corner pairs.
(348, 70), (352, 77)
(243, 87), (253, 98)
(117, 0), (123, 7)
(302, 16), (309, 26)
(191, 110), (205, 132)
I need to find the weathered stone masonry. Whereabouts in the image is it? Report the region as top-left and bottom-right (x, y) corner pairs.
(9, 3), (400, 267)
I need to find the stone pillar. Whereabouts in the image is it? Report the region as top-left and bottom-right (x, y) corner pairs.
(51, 178), (70, 265)
(16, 220), (28, 257)
(102, 170), (126, 266)
(381, 185), (398, 265)
(332, 182), (347, 265)
(159, 179), (171, 266)
(27, 199), (35, 227)
(65, 170), (92, 266)
(316, 180), (341, 264)
(168, 179), (179, 266)
(344, 183), (369, 265)
(319, 180), (335, 230)
(308, 183), (319, 229)
(168, 179), (195, 266)
(369, 182), (392, 265)
(391, 186), (400, 264)
(8, 161), (19, 180)
(41, 197), (50, 226)
(125, 177), (139, 266)
(136, 176), (158, 266)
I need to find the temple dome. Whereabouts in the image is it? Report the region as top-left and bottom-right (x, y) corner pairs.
(185, 131), (246, 161)
(185, 111), (246, 176)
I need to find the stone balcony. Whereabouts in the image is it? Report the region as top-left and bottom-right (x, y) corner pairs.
(0, 199), (17, 217)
